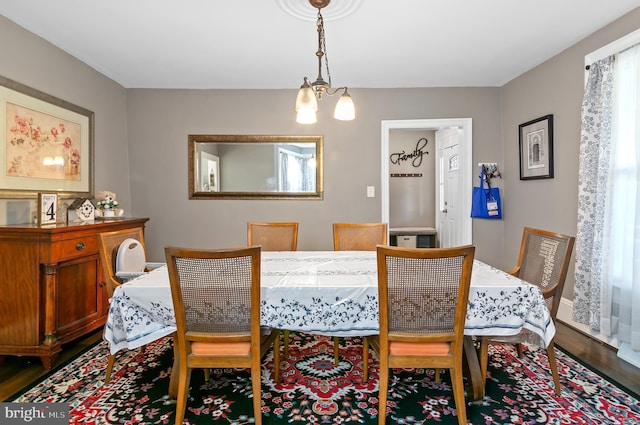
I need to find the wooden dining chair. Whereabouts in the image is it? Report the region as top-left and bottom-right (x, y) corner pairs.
(164, 245), (279, 425)
(479, 227), (575, 396)
(333, 222), (388, 251)
(98, 227), (161, 384)
(367, 245), (475, 425)
(247, 221), (298, 251)
(247, 221), (298, 360)
(332, 222), (387, 366)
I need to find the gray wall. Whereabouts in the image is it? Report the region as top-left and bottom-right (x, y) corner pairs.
(389, 130), (436, 229)
(0, 15), (132, 218)
(500, 7), (640, 300)
(125, 87), (502, 265)
(1, 7), (639, 297)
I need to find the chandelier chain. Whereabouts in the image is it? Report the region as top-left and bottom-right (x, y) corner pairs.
(317, 9), (332, 89)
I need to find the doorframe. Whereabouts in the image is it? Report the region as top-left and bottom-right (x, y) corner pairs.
(381, 118), (473, 246)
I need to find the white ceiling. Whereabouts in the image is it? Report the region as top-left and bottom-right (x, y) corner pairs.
(1, 0), (639, 89)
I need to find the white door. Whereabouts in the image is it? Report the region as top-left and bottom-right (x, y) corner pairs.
(381, 119), (472, 248)
(436, 128), (463, 248)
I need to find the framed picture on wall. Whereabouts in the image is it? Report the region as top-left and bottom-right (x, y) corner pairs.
(519, 114), (554, 180)
(0, 75), (94, 198)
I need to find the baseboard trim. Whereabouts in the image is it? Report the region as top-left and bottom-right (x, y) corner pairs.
(617, 342), (640, 368)
(557, 297), (619, 351)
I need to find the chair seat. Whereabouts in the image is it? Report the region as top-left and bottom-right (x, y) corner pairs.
(389, 341), (450, 356)
(191, 341), (251, 355)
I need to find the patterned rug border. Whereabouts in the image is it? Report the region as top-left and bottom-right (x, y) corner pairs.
(555, 343), (640, 400)
(6, 336), (104, 401)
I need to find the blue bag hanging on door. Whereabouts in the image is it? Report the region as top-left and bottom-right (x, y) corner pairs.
(471, 166), (502, 219)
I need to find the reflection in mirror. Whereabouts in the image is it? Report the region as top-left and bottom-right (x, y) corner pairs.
(188, 135), (323, 199)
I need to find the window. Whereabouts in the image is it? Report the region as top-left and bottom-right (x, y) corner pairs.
(277, 146), (316, 192)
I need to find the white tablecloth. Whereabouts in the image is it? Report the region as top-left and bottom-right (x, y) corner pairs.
(104, 251), (555, 355)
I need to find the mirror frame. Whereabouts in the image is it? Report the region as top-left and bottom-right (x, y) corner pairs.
(188, 134), (323, 199)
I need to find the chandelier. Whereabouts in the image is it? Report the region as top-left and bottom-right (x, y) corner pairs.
(295, 0), (355, 124)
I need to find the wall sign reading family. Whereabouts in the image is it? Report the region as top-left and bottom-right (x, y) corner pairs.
(0, 75), (94, 198)
(389, 137), (429, 168)
(519, 114), (554, 180)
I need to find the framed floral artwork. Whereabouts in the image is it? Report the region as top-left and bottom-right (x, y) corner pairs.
(0, 75), (94, 198)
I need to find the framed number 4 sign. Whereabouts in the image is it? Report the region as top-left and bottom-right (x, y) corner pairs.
(38, 192), (58, 225)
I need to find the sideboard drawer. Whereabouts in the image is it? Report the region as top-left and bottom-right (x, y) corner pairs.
(57, 236), (99, 260)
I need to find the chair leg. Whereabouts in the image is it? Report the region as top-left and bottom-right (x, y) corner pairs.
(516, 342), (524, 358)
(479, 337), (489, 382)
(377, 359), (389, 425)
(273, 332), (280, 382)
(434, 368), (441, 382)
(546, 341), (561, 396)
(363, 337), (369, 381)
(104, 354), (116, 385)
(251, 356), (263, 425)
(450, 364), (467, 425)
(105, 345), (147, 385)
(204, 369), (210, 381)
(283, 330), (290, 360)
(174, 365), (192, 425)
(333, 336), (340, 365)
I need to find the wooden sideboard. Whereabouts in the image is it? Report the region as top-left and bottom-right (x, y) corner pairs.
(0, 217), (150, 369)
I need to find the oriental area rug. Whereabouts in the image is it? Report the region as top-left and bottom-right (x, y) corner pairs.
(9, 333), (640, 424)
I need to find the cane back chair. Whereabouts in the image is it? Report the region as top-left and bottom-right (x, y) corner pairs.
(164, 245), (279, 425)
(98, 227), (161, 384)
(332, 222), (388, 367)
(247, 221), (298, 251)
(367, 244), (475, 425)
(479, 227), (575, 396)
(247, 221), (298, 360)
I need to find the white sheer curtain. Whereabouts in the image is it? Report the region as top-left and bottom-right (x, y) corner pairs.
(278, 149), (315, 192)
(574, 43), (640, 365)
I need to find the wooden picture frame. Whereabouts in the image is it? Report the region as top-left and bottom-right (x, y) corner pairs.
(519, 114), (554, 180)
(0, 75), (94, 198)
(38, 192), (58, 225)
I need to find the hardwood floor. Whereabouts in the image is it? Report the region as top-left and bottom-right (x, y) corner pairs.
(554, 320), (640, 395)
(0, 330), (103, 402)
(0, 322), (638, 402)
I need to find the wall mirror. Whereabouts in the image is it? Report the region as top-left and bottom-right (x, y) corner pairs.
(188, 135), (323, 199)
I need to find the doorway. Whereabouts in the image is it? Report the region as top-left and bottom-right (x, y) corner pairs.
(381, 119), (473, 247)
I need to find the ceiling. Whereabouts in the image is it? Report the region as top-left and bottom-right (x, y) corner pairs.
(1, 0), (639, 89)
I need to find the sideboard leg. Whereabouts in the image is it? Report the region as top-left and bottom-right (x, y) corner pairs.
(41, 264), (59, 349)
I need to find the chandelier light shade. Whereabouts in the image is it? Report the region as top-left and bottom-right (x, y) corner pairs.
(333, 89), (355, 120)
(295, 0), (355, 124)
(295, 77), (319, 124)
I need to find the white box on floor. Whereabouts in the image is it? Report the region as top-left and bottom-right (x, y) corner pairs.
(396, 235), (417, 247)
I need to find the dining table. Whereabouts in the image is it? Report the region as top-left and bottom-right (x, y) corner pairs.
(104, 250), (555, 402)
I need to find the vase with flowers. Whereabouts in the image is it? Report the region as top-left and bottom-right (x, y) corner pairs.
(95, 190), (121, 218)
